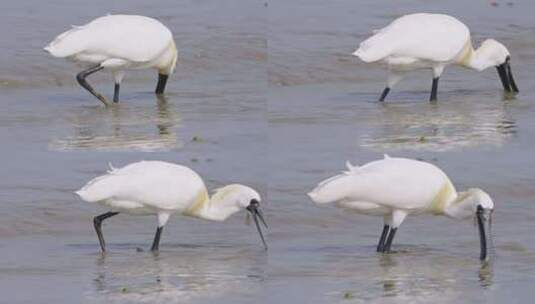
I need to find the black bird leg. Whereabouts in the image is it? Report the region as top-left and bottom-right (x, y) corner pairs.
(155, 74), (169, 95)
(76, 64), (110, 106)
(379, 87), (390, 102)
(151, 226), (164, 251)
(377, 225), (390, 252)
(93, 212), (119, 252)
(113, 83), (120, 103)
(430, 77), (439, 102)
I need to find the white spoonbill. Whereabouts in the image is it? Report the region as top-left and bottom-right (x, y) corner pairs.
(45, 15), (178, 106)
(75, 161), (267, 252)
(353, 13), (519, 102)
(308, 155), (494, 261)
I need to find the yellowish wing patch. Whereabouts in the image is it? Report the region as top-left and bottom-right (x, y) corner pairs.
(429, 181), (457, 215)
(183, 188), (209, 217)
(456, 40), (474, 66)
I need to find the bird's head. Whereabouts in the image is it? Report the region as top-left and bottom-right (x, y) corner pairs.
(450, 188), (494, 261)
(452, 188), (494, 217)
(478, 39), (510, 67)
(211, 184), (268, 249)
(470, 188), (494, 212)
(476, 39), (519, 94)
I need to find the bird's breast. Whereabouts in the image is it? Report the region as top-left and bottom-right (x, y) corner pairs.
(182, 189), (210, 217)
(427, 181), (457, 215)
(455, 40), (474, 66)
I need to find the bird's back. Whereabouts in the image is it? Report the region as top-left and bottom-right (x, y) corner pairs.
(76, 161), (208, 212)
(355, 13), (470, 63)
(310, 156), (457, 211)
(45, 15), (173, 62)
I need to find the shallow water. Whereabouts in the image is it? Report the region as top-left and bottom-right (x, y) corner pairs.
(2, 0), (535, 303)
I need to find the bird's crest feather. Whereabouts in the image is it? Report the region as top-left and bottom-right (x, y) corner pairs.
(344, 161), (360, 174)
(315, 162), (360, 191)
(107, 162), (117, 173)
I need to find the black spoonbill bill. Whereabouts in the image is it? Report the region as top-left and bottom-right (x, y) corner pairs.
(308, 155), (494, 261)
(76, 161), (267, 252)
(353, 13), (519, 102)
(45, 15), (178, 106)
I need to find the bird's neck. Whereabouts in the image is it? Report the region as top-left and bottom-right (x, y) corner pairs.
(443, 191), (473, 219)
(458, 42), (493, 72)
(428, 181), (458, 215)
(183, 189), (239, 222)
(157, 40), (178, 75)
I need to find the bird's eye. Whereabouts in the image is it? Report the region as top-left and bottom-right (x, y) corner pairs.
(249, 199), (260, 207)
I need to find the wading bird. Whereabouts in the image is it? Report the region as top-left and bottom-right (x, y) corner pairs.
(76, 161), (267, 252)
(308, 155), (494, 261)
(352, 13), (519, 102)
(45, 15), (178, 106)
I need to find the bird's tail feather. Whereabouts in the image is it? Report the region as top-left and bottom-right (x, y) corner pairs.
(44, 26), (87, 58)
(352, 33), (394, 63)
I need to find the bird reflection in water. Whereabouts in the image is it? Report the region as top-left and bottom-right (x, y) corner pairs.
(479, 261), (494, 288)
(49, 95), (182, 152)
(373, 248), (495, 299)
(360, 99), (517, 152)
(90, 245), (267, 302)
(156, 95), (173, 136)
(377, 254), (400, 297)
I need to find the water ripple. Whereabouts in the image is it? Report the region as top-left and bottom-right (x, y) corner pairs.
(49, 97), (183, 152)
(359, 101), (517, 152)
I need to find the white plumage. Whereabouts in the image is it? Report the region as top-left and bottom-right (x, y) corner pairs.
(310, 156), (457, 212)
(45, 15), (173, 63)
(77, 161), (206, 215)
(308, 155), (494, 260)
(76, 161), (267, 252)
(45, 15), (178, 105)
(356, 14), (468, 64)
(353, 13), (519, 101)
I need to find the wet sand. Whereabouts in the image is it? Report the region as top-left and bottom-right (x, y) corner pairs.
(2, 0), (535, 303)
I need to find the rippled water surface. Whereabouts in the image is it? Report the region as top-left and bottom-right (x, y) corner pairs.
(1, 0), (535, 303)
